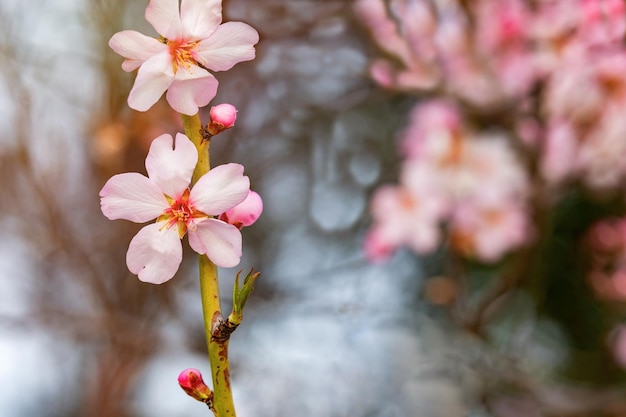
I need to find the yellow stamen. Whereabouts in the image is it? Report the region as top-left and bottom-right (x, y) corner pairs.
(168, 39), (202, 74)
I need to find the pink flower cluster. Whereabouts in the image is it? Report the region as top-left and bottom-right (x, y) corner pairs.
(541, 45), (626, 189)
(359, 0), (626, 263)
(100, 0), (262, 284)
(365, 101), (530, 262)
(354, 0), (537, 105)
(355, 0), (624, 105)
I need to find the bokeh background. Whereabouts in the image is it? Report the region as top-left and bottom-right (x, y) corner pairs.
(3, 1), (626, 416)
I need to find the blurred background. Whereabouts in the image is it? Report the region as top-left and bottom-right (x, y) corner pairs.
(3, 0), (626, 416)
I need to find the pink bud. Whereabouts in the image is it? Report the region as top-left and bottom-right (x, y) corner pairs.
(220, 191), (263, 229)
(208, 104), (237, 136)
(178, 368), (213, 403)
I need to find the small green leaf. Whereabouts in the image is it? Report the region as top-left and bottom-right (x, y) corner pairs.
(229, 268), (260, 326)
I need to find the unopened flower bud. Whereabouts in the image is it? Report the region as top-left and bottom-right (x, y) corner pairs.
(178, 368), (213, 403)
(220, 191), (263, 229)
(208, 103), (237, 135)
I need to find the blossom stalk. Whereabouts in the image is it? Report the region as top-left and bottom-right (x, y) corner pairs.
(182, 113), (236, 417)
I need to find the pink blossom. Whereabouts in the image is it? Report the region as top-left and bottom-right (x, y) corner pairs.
(540, 122), (579, 185)
(219, 190), (263, 229)
(541, 51), (626, 189)
(442, 133), (529, 202)
(109, 0), (259, 115)
(401, 100), (462, 159)
(356, 0), (537, 103)
(367, 99), (531, 263)
(578, 109), (626, 190)
(544, 59), (604, 125)
(100, 133), (250, 284)
(354, 0), (439, 90)
(579, 0), (626, 45)
(208, 103), (237, 135)
(450, 196), (530, 262)
(365, 182), (444, 262)
(402, 103), (528, 203)
(472, 0), (537, 98)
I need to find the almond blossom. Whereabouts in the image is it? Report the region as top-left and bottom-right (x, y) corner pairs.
(109, 0), (259, 115)
(365, 100), (531, 263)
(100, 133), (250, 284)
(365, 180), (445, 262)
(449, 194), (530, 262)
(541, 51), (626, 190)
(354, 0), (537, 106)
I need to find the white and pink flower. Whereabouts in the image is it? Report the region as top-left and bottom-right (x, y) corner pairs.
(449, 195), (530, 262)
(100, 133), (250, 284)
(365, 183), (444, 262)
(366, 99), (531, 264)
(109, 0), (259, 115)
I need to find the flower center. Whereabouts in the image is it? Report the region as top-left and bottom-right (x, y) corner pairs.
(166, 38), (203, 74)
(158, 189), (206, 237)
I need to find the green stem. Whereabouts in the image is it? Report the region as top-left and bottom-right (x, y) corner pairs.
(182, 113), (236, 417)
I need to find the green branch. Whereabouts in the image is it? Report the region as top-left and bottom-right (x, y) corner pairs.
(182, 113), (236, 417)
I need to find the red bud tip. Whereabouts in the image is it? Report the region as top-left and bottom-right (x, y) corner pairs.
(178, 368), (213, 403)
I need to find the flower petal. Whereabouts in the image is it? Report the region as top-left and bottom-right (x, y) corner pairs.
(127, 52), (173, 112)
(188, 218), (242, 267)
(190, 163), (250, 215)
(196, 22), (259, 72)
(166, 71), (218, 116)
(181, 0), (222, 39)
(109, 30), (166, 72)
(100, 173), (168, 222)
(145, 133), (197, 198)
(126, 222), (183, 284)
(145, 0), (183, 40)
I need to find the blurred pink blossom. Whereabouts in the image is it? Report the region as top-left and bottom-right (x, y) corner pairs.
(365, 183), (444, 261)
(450, 195), (530, 262)
(356, 0), (538, 105)
(361, 0), (626, 263)
(353, 0), (439, 90)
(540, 122), (579, 185)
(542, 51), (626, 189)
(579, 0), (626, 46)
(109, 0), (258, 115)
(471, 0), (536, 99)
(401, 99), (462, 159)
(367, 100), (531, 263)
(100, 133), (250, 283)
